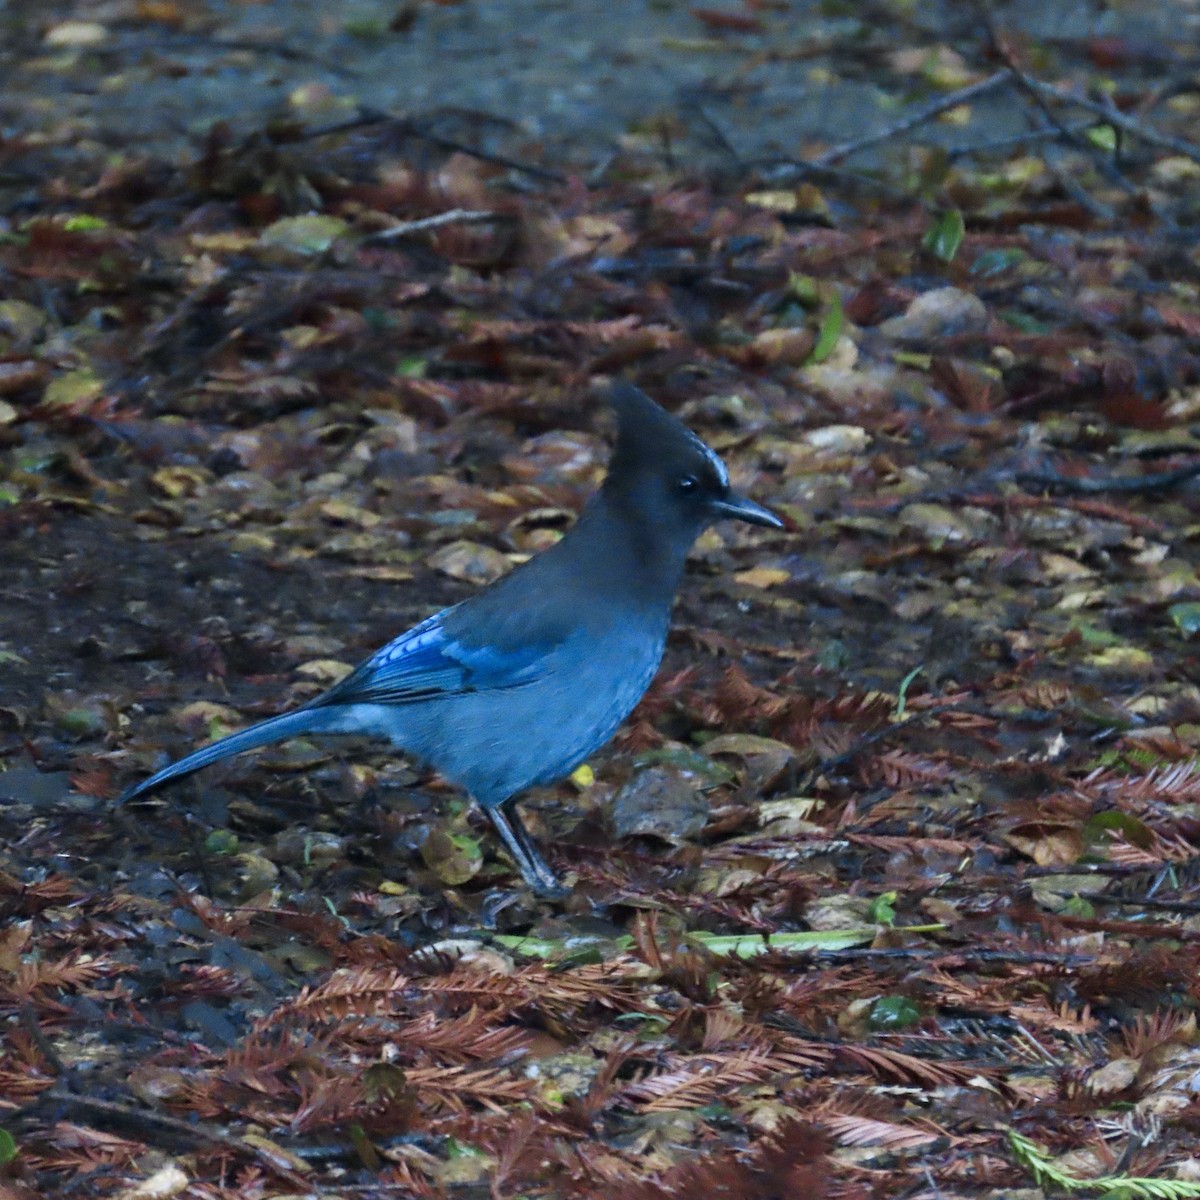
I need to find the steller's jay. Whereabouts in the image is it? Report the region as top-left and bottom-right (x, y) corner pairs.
(120, 382), (782, 895)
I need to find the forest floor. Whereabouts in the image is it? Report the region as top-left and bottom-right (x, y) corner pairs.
(5, 2), (1200, 1197)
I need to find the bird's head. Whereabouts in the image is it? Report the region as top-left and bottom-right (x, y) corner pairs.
(603, 382), (782, 540)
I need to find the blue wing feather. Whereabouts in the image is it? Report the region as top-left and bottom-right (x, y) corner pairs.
(315, 610), (550, 708)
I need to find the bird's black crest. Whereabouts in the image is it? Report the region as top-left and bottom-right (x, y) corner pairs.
(606, 381), (729, 487)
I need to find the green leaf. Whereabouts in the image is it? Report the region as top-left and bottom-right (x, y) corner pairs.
(691, 929), (871, 956)
(348, 1122), (382, 1171)
(689, 925), (944, 958)
(868, 994), (920, 1030)
(894, 666), (923, 719)
(492, 933), (633, 962)
(1009, 1130), (1200, 1197)
(1083, 810), (1154, 850)
(445, 1137), (487, 1160)
(494, 926), (944, 962)
(260, 215), (351, 257)
(1169, 602), (1200, 637)
(55, 707), (104, 737)
(43, 368), (104, 410)
(613, 1011), (672, 1033)
(1071, 620), (1124, 648)
(633, 745), (735, 786)
(922, 208), (965, 262)
(204, 829), (239, 855)
(806, 291), (843, 364)
(1086, 124), (1118, 152)
(361, 1063), (408, 1103)
(420, 829), (483, 886)
(63, 214), (108, 232)
(867, 891), (897, 925)
(396, 356), (427, 379)
(786, 272), (821, 306)
(0, 1128), (15, 1167)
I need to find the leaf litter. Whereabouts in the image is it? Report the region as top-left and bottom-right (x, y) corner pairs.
(6, 10), (1200, 1198)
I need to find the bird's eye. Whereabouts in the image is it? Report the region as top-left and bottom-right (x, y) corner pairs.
(677, 474), (700, 495)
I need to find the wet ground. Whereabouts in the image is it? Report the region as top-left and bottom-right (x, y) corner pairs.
(3, 0), (1197, 174)
(6, 4), (1200, 1192)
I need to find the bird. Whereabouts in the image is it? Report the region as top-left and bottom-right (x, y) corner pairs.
(120, 382), (782, 896)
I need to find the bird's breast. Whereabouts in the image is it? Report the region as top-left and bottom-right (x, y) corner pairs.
(425, 619), (668, 805)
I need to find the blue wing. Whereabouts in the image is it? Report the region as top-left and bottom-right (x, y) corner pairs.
(314, 610), (550, 708)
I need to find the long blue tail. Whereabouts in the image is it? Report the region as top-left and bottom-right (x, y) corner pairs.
(119, 708), (329, 803)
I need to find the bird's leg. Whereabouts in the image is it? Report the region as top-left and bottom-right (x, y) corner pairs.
(507, 803), (567, 896)
(486, 800), (567, 898)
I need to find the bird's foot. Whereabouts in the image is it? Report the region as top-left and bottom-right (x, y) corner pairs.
(531, 876), (571, 901)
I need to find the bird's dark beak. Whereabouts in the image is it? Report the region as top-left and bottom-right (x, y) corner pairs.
(710, 492), (784, 528)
